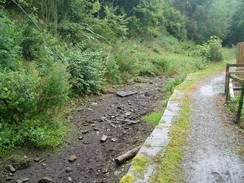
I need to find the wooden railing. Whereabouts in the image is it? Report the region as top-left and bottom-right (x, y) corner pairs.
(225, 64), (244, 125)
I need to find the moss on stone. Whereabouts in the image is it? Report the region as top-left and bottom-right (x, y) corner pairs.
(131, 155), (150, 177)
(120, 174), (134, 183)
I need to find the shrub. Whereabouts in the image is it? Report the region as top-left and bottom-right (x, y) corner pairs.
(21, 25), (45, 61)
(104, 58), (122, 83)
(36, 63), (70, 114)
(195, 36), (223, 62)
(0, 70), (39, 124)
(67, 49), (103, 94)
(0, 12), (22, 70)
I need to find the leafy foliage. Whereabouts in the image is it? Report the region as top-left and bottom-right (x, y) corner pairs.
(195, 36), (223, 62)
(67, 49), (103, 94)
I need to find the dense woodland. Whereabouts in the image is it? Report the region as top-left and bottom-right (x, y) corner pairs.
(0, 0), (243, 156)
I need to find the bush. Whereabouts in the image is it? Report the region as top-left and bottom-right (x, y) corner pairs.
(104, 58), (122, 83)
(67, 49), (103, 94)
(21, 25), (45, 61)
(0, 13), (22, 70)
(36, 63), (70, 114)
(195, 36), (223, 62)
(0, 70), (39, 124)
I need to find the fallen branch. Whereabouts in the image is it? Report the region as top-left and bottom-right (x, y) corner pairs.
(115, 146), (140, 165)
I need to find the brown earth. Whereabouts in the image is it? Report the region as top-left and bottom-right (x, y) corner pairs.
(2, 76), (168, 183)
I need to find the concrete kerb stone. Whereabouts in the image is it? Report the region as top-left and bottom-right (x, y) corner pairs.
(120, 81), (187, 183)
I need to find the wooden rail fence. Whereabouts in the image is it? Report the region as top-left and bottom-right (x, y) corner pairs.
(225, 64), (244, 126)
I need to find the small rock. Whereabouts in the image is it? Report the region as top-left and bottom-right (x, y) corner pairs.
(38, 177), (52, 183)
(125, 112), (131, 116)
(24, 155), (28, 159)
(41, 163), (46, 167)
(126, 79), (134, 85)
(82, 130), (89, 134)
(16, 178), (29, 183)
(114, 170), (120, 176)
(111, 138), (117, 142)
(68, 155), (77, 162)
(78, 136), (83, 140)
(102, 168), (108, 174)
(100, 135), (108, 143)
(68, 177), (72, 182)
(34, 158), (41, 162)
(94, 127), (99, 131)
(65, 167), (72, 173)
(144, 92), (150, 96)
(7, 164), (16, 173)
(116, 91), (137, 97)
(91, 102), (98, 106)
(100, 117), (106, 122)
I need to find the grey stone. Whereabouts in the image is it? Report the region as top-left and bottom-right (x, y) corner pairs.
(38, 177), (52, 183)
(34, 158), (41, 162)
(65, 167), (72, 173)
(68, 177), (72, 182)
(111, 138), (117, 142)
(16, 178), (29, 183)
(116, 91), (137, 97)
(82, 130), (89, 134)
(7, 164), (16, 173)
(100, 135), (108, 143)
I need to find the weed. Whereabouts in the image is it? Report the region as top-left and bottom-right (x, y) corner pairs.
(143, 112), (162, 125)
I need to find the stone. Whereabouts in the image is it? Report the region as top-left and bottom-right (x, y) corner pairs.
(68, 177), (72, 182)
(7, 164), (16, 173)
(65, 167), (72, 173)
(125, 112), (131, 116)
(116, 91), (137, 97)
(16, 178), (29, 183)
(38, 177), (52, 183)
(78, 136), (83, 140)
(94, 128), (99, 131)
(68, 155), (77, 162)
(91, 102), (98, 106)
(144, 92), (150, 96)
(100, 116), (106, 121)
(100, 135), (108, 143)
(126, 79), (135, 85)
(82, 130), (89, 134)
(111, 138), (117, 142)
(34, 158), (41, 162)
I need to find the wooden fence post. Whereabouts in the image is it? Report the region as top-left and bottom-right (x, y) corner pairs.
(237, 42), (244, 64)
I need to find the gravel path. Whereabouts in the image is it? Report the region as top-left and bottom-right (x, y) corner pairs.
(183, 72), (244, 183)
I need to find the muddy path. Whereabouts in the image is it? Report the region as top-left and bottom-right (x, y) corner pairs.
(5, 76), (168, 183)
(183, 72), (244, 183)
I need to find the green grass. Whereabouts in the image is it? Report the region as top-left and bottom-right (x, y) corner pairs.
(149, 97), (190, 183)
(142, 112), (162, 125)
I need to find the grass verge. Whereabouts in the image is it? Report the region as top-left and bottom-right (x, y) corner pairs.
(149, 97), (190, 183)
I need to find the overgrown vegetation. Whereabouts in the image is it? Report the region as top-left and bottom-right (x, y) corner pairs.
(0, 0), (239, 157)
